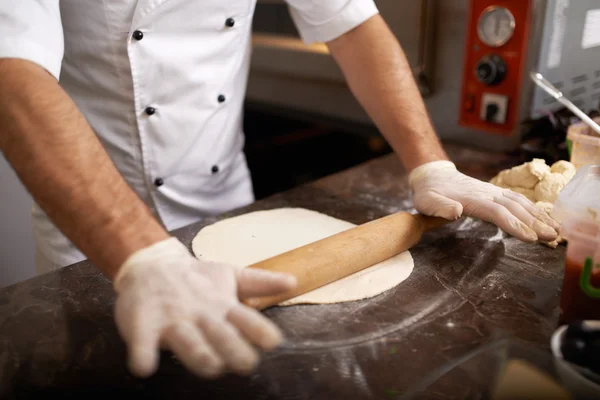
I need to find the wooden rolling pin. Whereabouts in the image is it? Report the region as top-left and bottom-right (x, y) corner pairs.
(243, 212), (449, 310)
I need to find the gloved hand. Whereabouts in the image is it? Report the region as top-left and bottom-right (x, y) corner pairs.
(113, 237), (296, 378)
(409, 161), (560, 242)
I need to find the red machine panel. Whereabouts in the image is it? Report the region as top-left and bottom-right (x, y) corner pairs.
(459, 0), (533, 136)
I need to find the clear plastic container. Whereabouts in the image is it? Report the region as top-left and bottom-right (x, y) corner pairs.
(551, 165), (600, 324)
(567, 119), (600, 169)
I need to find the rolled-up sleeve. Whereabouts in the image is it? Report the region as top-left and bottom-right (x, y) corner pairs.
(285, 0), (378, 44)
(0, 0), (64, 80)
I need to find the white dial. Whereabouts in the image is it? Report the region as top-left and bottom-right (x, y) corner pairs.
(477, 6), (516, 47)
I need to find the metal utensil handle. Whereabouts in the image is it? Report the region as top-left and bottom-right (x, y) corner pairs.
(530, 71), (600, 136)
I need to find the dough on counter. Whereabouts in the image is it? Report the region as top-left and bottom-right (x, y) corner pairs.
(491, 158), (550, 189)
(534, 173), (569, 203)
(550, 160), (576, 181)
(191, 208), (414, 306)
(490, 159), (575, 204)
(490, 159), (576, 249)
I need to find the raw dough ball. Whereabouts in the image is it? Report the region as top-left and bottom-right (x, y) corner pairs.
(490, 159), (576, 205)
(191, 208), (414, 306)
(534, 173), (569, 203)
(528, 159), (552, 180)
(490, 159), (576, 250)
(550, 160), (576, 181)
(493, 158), (550, 189)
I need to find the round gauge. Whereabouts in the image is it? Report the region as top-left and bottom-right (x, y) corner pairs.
(477, 6), (516, 47)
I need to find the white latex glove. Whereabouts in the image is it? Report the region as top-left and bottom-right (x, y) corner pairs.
(409, 161), (560, 242)
(113, 237), (296, 378)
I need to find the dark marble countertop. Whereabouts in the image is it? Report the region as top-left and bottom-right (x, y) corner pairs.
(0, 144), (566, 399)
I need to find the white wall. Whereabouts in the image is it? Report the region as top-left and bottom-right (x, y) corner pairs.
(0, 155), (35, 287)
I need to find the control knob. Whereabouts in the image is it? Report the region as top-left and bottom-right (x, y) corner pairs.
(475, 54), (507, 86)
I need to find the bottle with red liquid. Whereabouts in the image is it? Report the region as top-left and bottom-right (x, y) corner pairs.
(559, 223), (600, 324)
(552, 165), (600, 325)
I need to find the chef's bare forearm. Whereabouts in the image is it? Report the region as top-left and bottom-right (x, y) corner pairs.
(327, 15), (448, 171)
(0, 59), (169, 278)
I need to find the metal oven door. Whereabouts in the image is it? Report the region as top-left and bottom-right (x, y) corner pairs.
(247, 0), (438, 124)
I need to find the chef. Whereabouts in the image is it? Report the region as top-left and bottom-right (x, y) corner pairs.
(0, 0), (559, 380)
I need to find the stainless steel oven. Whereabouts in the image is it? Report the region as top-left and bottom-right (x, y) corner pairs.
(247, 0), (437, 123)
(246, 0), (600, 150)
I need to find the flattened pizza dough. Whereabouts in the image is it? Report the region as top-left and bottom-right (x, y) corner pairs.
(191, 208), (414, 306)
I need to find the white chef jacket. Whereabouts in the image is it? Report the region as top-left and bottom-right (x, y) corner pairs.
(0, 0), (378, 270)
